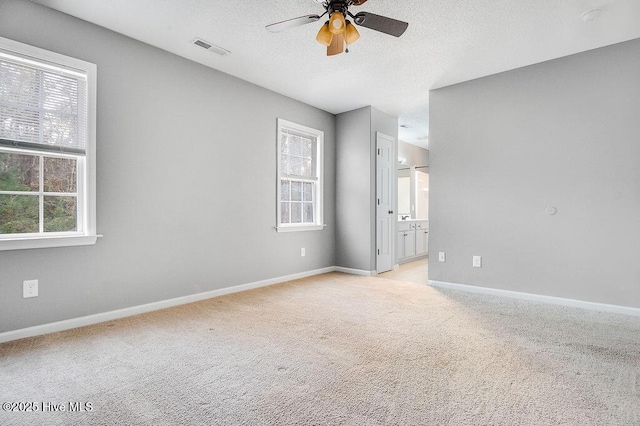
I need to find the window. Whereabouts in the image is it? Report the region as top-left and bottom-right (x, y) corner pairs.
(276, 119), (324, 232)
(0, 36), (97, 250)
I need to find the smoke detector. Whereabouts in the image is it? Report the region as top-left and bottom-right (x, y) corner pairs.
(191, 38), (231, 56)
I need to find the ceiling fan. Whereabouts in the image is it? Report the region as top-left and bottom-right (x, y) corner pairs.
(266, 0), (409, 56)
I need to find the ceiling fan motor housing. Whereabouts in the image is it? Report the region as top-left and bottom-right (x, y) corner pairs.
(326, 1), (349, 17)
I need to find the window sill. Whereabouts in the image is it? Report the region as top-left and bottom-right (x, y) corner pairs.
(275, 224), (326, 233)
(0, 234), (102, 251)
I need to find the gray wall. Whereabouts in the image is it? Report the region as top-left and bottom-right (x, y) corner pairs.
(398, 140), (429, 171)
(335, 106), (398, 272)
(0, 0), (336, 333)
(429, 38), (640, 308)
(335, 107), (371, 271)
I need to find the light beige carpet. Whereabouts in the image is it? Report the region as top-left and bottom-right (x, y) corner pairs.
(1, 272), (639, 425)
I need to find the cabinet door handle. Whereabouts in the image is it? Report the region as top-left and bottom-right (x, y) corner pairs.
(388, 210), (394, 214)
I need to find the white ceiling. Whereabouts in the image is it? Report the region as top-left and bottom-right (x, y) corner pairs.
(31, 0), (640, 148)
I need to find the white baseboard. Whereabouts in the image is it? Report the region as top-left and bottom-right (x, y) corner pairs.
(334, 266), (376, 276)
(0, 266), (336, 344)
(398, 253), (428, 265)
(429, 280), (640, 317)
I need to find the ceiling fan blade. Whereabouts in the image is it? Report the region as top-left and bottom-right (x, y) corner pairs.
(351, 0), (369, 5)
(327, 33), (344, 56)
(266, 14), (321, 33)
(353, 12), (408, 37)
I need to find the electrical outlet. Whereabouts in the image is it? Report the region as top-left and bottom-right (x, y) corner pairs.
(438, 252), (446, 262)
(473, 256), (482, 268)
(23, 279), (38, 298)
(301, 247), (305, 257)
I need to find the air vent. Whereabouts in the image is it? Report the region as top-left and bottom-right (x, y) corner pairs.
(191, 38), (231, 56)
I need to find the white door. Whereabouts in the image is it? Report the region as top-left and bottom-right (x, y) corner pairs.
(376, 132), (394, 273)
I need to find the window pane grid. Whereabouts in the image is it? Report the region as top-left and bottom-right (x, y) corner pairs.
(280, 132), (316, 179)
(0, 148), (79, 236)
(280, 178), (315, 225)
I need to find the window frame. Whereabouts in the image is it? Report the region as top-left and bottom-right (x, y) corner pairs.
(276, 118), (324, 233)
(0, 36), (97, 251)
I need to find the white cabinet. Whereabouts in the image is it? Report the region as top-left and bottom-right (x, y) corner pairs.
(397, 221), (428, 263)
(403, 230), (416, 257)
(397, 231), (405, 260)
(397, 230), (415, 259)
(415, 228), (428, 256)
(415, 221), (428, 256)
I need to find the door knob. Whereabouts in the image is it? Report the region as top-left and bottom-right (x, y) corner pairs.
(388, 210), (394, 214)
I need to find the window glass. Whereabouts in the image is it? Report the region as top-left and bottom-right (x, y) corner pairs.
(0, 194), (38, 234)
(44, 157), (77, 193)
(0, 152), (39, 191)
(44, 196), (77, 232)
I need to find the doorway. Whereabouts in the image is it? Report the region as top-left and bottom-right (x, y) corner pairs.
(393, 140), (429, 281)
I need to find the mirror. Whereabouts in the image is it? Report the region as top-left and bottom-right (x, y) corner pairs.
(397, 140), (429, 220)
(398, 176), (410, 216)
(415, 170), (429, 220)
(397, 166), (428, 220)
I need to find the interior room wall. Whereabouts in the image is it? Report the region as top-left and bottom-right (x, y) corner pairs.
(398, 140), (429, 169)
(335, 107), (371, 272)
(0, 0), (336, 333)
(335, 107), (398, 273)
(429, 38), (640, 308)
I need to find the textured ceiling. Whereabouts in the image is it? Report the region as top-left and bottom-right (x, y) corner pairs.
(31, 0), (640, 148)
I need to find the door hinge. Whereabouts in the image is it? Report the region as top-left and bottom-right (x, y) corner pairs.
(377, 148), (380, 155)
(378, 249), (380, 255)
(377, 198), (380, 205)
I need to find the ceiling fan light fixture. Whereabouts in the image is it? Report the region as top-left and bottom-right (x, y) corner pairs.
(265, 1), (409, 57)
(344, 21), (360, 45)
(316, 22), (333, 46)
(327, 32), (345, 56)
(329, 12), (346, 35)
